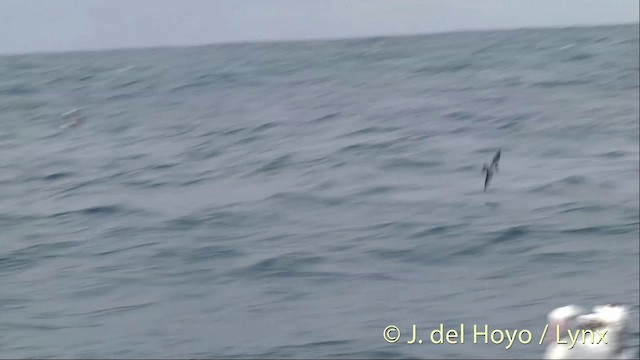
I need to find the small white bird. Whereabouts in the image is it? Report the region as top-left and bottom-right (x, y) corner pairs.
(544, 304), (635, 359)
(60, 108), (84, 129)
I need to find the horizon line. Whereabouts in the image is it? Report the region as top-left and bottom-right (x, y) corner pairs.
(1, 21), (637, 57)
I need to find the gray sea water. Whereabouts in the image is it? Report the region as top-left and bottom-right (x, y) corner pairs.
(1, 24), (639, 359)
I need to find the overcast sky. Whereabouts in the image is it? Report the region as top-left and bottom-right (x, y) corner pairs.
(0, 0), (638, 54)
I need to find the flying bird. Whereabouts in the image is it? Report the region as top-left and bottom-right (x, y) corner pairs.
(60, 108), (84, 129)
(543, 304), (635, 359)
(482, 148), (501, 191)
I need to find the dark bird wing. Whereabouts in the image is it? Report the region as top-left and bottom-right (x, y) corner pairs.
(491, 149), (501, 173)
(484, 169), (492, 191)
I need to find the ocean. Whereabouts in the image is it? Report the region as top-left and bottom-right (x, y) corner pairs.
(0, 24), (638, 359)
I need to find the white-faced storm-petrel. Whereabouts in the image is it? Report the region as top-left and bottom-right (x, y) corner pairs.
(482, 148), (501, 191)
